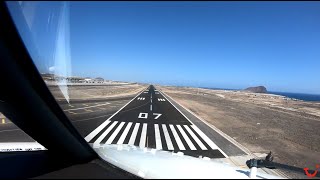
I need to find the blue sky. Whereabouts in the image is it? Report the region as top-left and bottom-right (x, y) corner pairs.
(11, 1), (320, 94)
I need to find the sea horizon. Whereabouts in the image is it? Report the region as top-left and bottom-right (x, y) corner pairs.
(198, 86), (320, 102)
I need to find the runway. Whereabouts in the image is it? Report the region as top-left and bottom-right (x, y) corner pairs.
(84, 85), (243, 158)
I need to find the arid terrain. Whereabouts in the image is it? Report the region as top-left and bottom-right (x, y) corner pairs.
(157, 85), (320, 178)
(47, 83), (148, 100)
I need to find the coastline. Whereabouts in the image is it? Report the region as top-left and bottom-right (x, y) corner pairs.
(199, 87), (320, 102)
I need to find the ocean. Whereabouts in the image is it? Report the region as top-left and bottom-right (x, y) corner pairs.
(200, 87), (320, 102)
(269, 92), (320, 102)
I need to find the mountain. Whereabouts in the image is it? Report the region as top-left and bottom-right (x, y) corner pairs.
(244, 86), (267, 93)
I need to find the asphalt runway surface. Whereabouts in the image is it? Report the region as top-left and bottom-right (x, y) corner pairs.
(0, 85), (245, 159)
(84, 85), (245, 158)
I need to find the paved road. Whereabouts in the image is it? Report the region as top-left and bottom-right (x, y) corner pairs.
(0, 85), (245, 158)
(0, 97), (131, 143)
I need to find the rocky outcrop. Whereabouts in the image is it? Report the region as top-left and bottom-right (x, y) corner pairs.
(244, 86), (267, 93)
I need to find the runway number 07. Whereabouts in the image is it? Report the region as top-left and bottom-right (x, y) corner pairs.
(138, 113), (162, 120)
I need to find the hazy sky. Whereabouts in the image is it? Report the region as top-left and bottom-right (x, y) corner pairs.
(11, 2), (320, 94)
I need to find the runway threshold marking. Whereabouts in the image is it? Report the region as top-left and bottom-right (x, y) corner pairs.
(177, 125), (196, 150)
(106, 122), (125, 144)
(87, 121), (225, 156)
(169, 124), (186, 150)
(117, 122), (133, 144)
(162, 124), (174, 150)
(85, 88), (146, 142)
(128, 123), (140, 145)
(93, 121), (118, 147)
(158, 89), (229, 157)
(191, 125), (218, 150)
(139, 123), (148, 148)
(154, 124), (162, 150)
(184, 125), (207, 150)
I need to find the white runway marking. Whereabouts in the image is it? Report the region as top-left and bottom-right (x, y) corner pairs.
(154, 124), (162, 150)
(93, 121), (118, 147)
(158, 98), (166, 102)
(177, 125), (196, 150)
(138, 113), (148, 119)
(84, 87), (146, 142)
(191, 125), (218, 150)
(85, 120), (111, 142)
(153, 113), (162, 119)
(128, 123), (140, 145)
(117, 122), (132, 144)
(65, 103), (110, 111)
(87, 120), (223, 156)
(67, 111), (77, 114)
(184, 125), (207, 150)
(139, 123), (148, 148)
(162, 124), (174, 150)
(150, 104), (152, 111)
(169, 125), (186, 150)
(105, 122), (125, 144)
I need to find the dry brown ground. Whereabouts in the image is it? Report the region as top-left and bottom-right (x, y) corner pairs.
(158, 85), (320, 178)
(47, 84), (148, 100)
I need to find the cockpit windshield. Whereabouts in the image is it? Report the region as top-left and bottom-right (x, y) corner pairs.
(5, 1), (320, 179)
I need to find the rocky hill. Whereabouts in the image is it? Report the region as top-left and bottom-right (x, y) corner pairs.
(244, 86), (267, 93)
